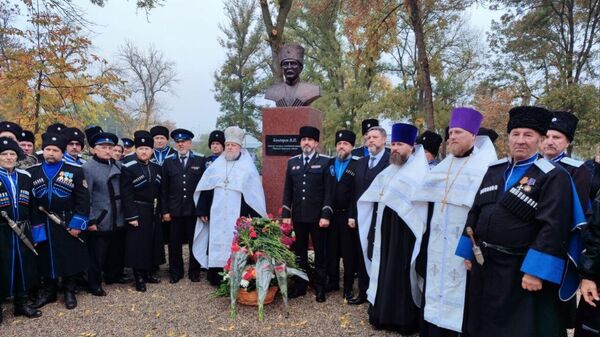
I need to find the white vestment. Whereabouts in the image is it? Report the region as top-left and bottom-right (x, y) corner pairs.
(192, 149), (266, 268)
(357, 146), (429, 307)
(412, 136), (497, 332)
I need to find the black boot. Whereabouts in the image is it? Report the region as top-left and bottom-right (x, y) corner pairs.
(145, 272), (161, 284)
(64, 291), (77, 310)
(14, 294), (42, 319)
(64, 277), (77, 310)
(134, 270), (146, 292)
(31, 280), (57, 309)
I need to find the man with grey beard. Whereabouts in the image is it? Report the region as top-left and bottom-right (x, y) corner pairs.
(348, 125), (390, 305)
(282, 126), (333, 302)
(194, 126), (266, 286)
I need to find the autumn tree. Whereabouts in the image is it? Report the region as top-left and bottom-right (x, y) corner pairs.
(0, 0), (124, 134)
(118, 41), (177, 131)
(259, 0), (293, 82)
(486, 0), (600, 153)
(213, 0), (267, 139)
(283, 0), (480, 147)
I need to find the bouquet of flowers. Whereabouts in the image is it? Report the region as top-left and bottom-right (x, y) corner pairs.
(216, 216), (307, 321)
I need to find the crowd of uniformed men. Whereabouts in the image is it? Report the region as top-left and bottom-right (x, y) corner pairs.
(2, 105), (600, 337)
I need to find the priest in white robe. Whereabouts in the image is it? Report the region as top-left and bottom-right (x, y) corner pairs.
(413, 107), (497, 337)
(193, 126), (267, 286)
(357, 122), (428, 334)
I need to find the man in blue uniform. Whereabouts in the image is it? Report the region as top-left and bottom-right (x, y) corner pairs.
(0, 137), (42, 321)
(29, 133), (90, 310)
(457, 106), (574, 337)
(62, 127), (87, 165)
(150, 125), (177, 166)
(325, 129), (360, 300)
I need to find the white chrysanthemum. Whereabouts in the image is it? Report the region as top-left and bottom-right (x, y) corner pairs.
(240, 279), (250, 288)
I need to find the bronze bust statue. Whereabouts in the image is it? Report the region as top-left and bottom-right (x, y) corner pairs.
(265, 43), (321, 107)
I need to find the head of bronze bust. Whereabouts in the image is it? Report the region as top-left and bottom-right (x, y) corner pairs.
(265, 43), (320, 107)
(279, 43), (304, 85)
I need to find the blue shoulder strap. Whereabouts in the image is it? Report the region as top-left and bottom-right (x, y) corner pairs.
(559, 177), (587, 301)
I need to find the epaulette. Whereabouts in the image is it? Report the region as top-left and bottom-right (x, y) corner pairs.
(165, 153), (176, 159)
(351, 155), (360, 161)
(16, 168), (31, 177)
(289, 154), (302, 161)
(64, 162), (81, 168)
(123, 160), (137, 168)
(534, 158), (555, 174)
(35, 150), (43, 155)
(560, 156), (584, 168)
(489, 157), (509, 166)
(319, 154), (332, 159)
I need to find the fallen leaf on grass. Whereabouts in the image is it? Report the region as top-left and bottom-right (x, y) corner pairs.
(217, 325), (235, 332)
(339, 314), (350, 329)
(290, 320), (308, 327)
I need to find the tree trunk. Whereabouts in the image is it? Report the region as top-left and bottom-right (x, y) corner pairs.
(34, 70), (43, 135)
(259, 0), (293, 82)
(405, 0), (435, 130)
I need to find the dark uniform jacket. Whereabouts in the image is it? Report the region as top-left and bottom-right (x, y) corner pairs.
(457, 156), (573, 337)
(552, 152), (591, 212)
(161, 151), (205, 217)
(327, 156), (359, 211)
(0, 168), (39, 298)
(581, 193), (600, 280)
(349, 150), (390, 219)
(121, 159), (165, 269)
(281, 153), (333, 223)
(29, 161), (90, 278)
(205, 154), (220, 169)
(121, 160), (163, 221)
(351, 146), (390, 158)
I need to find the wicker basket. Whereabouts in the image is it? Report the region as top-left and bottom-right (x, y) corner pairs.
(236, 286), (278, 306)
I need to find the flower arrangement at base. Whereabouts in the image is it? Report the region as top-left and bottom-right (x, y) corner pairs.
(215, 216), (307, 321)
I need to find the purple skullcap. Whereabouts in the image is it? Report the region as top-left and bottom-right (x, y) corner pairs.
(449, 107), (483, 135)
(391, 123), (418, 145)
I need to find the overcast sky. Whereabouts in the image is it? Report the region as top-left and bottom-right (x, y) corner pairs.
(78, 1), (502, 136)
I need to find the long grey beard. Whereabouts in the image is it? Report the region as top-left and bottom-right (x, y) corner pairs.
(225, 152), (240, 161)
